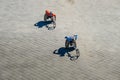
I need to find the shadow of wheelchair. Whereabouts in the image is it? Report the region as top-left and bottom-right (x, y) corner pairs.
(34, 21), (55, 30)
(53, 47), (80, 61)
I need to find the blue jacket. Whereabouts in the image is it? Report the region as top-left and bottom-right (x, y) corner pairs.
(65, 36), (74, 42)
(65, 35), (78, 42)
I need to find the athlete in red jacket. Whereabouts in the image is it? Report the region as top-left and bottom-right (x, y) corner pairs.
(44, 10), (56, 21)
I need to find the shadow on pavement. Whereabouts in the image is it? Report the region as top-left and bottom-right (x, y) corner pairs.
(34, 21), (52, 28)
(53, 47), (80, 61)
(53, 47), (75, 57)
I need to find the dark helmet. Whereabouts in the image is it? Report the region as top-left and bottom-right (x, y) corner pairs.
(65, 36), (67, 39)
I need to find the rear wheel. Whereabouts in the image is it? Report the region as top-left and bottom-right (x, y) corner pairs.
(51, 16), (56, 28)
(44, 14), (47, 21)
(65, 40), (69, 48)
(72, 40), (77, 49)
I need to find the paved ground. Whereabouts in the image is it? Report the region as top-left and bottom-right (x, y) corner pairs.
(0, 0), (120, 80)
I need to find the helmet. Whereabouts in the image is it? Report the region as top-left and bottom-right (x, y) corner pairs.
(65, 36), (67, 39)
(45, 10), (49, 13)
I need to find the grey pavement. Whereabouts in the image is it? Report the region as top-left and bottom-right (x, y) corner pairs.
(0, 0), (120, 80)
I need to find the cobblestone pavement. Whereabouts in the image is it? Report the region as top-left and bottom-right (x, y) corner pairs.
(0, 0), (120, 80)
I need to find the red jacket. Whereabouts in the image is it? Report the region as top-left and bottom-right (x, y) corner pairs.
(45, 10), (56, 18)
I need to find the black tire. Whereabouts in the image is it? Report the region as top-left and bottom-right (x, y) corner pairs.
(65, 40), (69, 48)
(73, 40), (77, 48)
(51, 16), (56, 28)
(44, 14), (47, 21)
